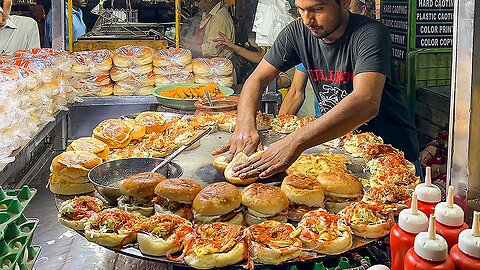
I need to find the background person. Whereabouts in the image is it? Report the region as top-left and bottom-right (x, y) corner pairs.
(0, 0), (41, 54)
(45, 0), (88, 48)
(181, 0), (235, 59)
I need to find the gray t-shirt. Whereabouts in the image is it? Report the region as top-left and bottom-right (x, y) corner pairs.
(265, 14), (419, 161)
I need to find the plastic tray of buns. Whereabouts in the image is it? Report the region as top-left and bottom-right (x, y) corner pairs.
(0, 214), (39, 270)
(0, 187), (37, 241)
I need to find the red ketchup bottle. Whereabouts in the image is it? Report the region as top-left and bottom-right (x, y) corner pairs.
(404, 215), (455, 270)
(411, 167), (441, 217)
(390, 193), (429, 270)
(434, 186), (469, 251)
(450, 211), (480, 270)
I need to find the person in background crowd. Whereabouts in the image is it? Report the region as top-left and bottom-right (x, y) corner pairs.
(349, 0), (375, 19)
(45, 0), (88, 48)
(214, 0), (419, 180)
(0, 0), (41, 54)
(182, 0), (235, 59)
(420, 127), (448, 181)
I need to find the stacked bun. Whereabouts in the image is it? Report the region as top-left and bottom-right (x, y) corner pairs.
(154, 178), (202, 221)
(71, 50), (113, 96)
(67, 137), (110, 160)
(193, 58), (234, 87)
(49, 151), (102, 195)
(281, 175), (325, 222)
(111, 45), (155, 96)
(242, 183), (289, 225)
(153, 48), (194, 86)
(316, 172), (363, 213)
(192, 182), (244, 225)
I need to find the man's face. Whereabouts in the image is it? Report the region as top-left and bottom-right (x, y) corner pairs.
(195, 0), (210, 13)
(296, 0), (346, 38)
(72, 0), (88, 9)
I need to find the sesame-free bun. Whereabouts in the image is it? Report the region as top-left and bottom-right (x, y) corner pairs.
(224, 152), (263, 185)
(66, 137), (110, 160)
(350, 223), (392, 238)
(84, 222), (137, 247)
(93, 119), (133, 149)
(281, 175), (325, 207)
(153, 47), (192, 67)
(184, 241), (246, 269)
(134, 111), (168, 134)
(213, 155), (229, 173)
(242, 183), (289, 216)
(316, 172), (363, 198)
(154, 178), (202, 204)
(119, 172), (167, 198)
(49, 179), (95, 195)
(51, 151), (102, 179)
(112, 45), (154, 67)
(192, 58), (234, 77)
(122, 118), (146, 141)
(192, 182), (241, 216)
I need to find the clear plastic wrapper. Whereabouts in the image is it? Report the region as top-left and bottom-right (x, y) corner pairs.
(72, 50), (112, 75)
(154, 72), (195, 86)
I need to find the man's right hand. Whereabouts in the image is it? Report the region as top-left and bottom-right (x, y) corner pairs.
(212, 127), (261, 162)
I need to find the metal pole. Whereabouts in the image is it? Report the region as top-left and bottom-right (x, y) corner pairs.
(448, 0), (480, 222)
(175, 0), (181, 48)
(68, 0), (73, 52)
(51, 0), (65, 50)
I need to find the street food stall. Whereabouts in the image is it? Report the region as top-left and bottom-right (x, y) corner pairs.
(1, 0), (480, 269)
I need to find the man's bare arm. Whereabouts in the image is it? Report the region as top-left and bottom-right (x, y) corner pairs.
(279, 69), (308, 115)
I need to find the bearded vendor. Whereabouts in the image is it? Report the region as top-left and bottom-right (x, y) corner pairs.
(213, 0), (419, 179)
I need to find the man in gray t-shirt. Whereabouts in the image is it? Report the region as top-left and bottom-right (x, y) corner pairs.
(213, 0), (419, 179)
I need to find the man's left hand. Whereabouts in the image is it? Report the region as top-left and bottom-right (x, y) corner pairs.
(232, 134), (304, 179)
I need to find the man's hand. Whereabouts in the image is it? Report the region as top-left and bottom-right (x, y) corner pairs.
(232, 134), (303, 179)
(213, 32), (235, 50)
(212, 127), (261, 162)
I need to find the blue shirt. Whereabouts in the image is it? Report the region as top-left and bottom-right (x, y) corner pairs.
(295, 64), (321, 118)
(45, 6), (86, 48)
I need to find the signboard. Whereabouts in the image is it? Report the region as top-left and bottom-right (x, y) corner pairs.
(413, 0), (454, 48)
(382, 0), (409, 61)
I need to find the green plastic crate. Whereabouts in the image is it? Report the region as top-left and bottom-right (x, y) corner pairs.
(414, 49), (452, 89)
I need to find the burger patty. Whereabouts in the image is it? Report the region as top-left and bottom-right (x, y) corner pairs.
(287, 203), (318, 221)
(324, 196), (360, 203)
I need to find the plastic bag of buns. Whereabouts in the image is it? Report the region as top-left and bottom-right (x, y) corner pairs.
(110, 64), (153, 81)
(153, 47), (192, 67)
(75, 83), (114, 97)
(112, 45), (155, 67)
(72, 49), (112, 75)
(113, 82), (153, 96)
(154, 72), (195, 86)
(195, 74), (234, 87)
(70, 73), (112, 88)
(192, 57), (233, 77)
(153, 64), (193, 76)
(119, 71), (155, 86)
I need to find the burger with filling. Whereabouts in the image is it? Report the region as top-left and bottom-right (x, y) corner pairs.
(154, 178), (202, 221)
(316, 172), (363, 213)
(241, 183), (289, 225)
(118, 172), (167, 216)
(281, 175), (325, 222)
(192, 182), (243, 225)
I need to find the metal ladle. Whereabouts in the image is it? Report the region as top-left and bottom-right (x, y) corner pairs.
(204, 90), (214, 107)
(150, 127), (213, 173)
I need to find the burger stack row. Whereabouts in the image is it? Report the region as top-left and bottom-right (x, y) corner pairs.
(0, 48), (80, 170)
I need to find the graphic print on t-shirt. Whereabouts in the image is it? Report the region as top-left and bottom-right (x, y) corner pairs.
(317, 84), (349, 114)
(307, 69), (352, 114)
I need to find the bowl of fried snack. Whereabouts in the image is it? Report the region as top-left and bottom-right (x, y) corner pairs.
(152, 83), (234, 110)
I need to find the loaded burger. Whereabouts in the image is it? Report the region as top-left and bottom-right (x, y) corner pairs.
(154, 178), (203, 221)
(316, 172), (363, 213)
(241, 183), (289, 225)
(192, 182), (243, 225)
(118, 172), (167, 216)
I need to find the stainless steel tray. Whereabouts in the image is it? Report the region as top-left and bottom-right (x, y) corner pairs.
(54, 129), (382, 268)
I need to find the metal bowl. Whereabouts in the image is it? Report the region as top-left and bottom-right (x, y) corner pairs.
(88, 158), (183, 205)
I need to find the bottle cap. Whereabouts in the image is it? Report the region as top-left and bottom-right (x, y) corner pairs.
(399, 193), (429, 233)
(458, 211), (480, 259)
(414, 215), (448, 261)
(434, 186), (465, 226)
(415, 167), (441, 203)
